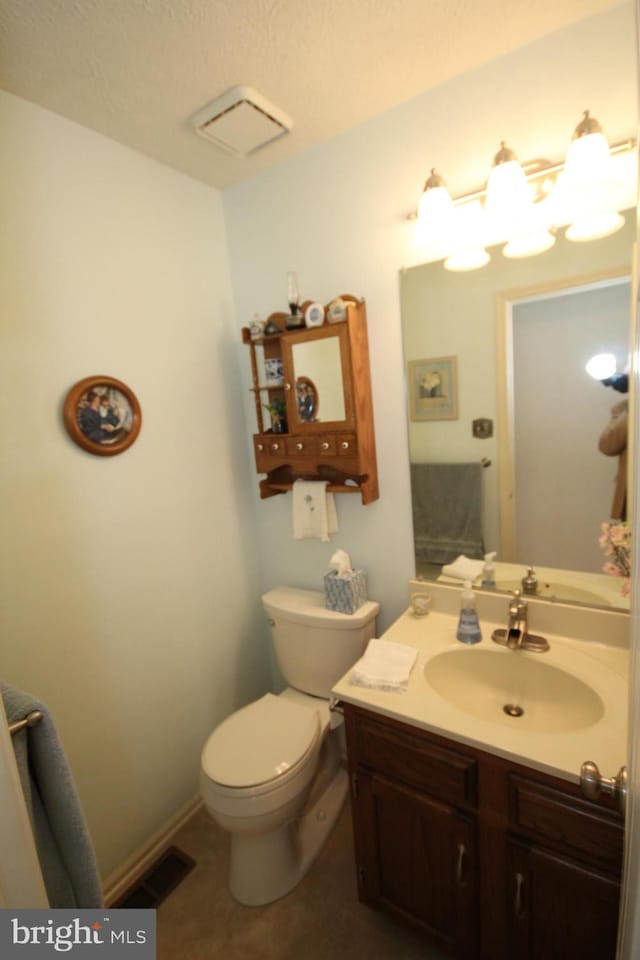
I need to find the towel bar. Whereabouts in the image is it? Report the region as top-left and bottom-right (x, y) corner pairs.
(9, 710), (43, 736)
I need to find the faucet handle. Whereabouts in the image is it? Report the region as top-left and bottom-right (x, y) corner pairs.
(522, 566), (538, 595)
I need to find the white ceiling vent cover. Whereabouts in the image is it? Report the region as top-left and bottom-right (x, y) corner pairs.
(192, 85), (293, 157)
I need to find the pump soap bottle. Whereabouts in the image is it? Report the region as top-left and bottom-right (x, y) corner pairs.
(481, 552), (497, 589)
(456, 580), (482, 644)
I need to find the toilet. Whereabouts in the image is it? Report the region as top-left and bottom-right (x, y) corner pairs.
(200, 586), (379, 905)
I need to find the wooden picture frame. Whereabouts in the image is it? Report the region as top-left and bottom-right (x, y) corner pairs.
(63, 375), (142, 456)
(408, 356), (458, 421)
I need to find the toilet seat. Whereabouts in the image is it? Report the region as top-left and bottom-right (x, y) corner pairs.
(201, 693), (320, 797)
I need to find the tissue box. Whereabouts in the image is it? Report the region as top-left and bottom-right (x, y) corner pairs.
(324, 570), (368, 614)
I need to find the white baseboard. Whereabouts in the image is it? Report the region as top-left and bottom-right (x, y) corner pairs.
(103, 796), (203, 906)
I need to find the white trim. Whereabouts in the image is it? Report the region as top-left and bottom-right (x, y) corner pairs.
(103, 796), (202, 907)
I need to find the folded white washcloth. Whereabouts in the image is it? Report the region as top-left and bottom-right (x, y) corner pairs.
(441, 555), (484, 581)
(349, 638), (418, 693)
(292, 479), (338, 542)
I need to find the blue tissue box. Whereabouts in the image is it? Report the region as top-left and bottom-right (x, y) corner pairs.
(324, 570), (368, 614)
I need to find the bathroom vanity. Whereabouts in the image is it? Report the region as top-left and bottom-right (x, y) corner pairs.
(332, 584), (629, 960)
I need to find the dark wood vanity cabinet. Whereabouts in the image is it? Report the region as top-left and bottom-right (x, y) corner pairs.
(344, 705), (623, 960)
(242, 296), (378, 503)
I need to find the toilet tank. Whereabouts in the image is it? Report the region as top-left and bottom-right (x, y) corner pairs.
(262, 587), (379, 698)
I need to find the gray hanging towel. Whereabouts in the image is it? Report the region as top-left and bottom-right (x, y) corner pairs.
(1, 681), (103, 908)
(410, 462), (484, 564)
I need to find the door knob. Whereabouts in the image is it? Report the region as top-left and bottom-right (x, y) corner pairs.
(580, 760), (627, 815)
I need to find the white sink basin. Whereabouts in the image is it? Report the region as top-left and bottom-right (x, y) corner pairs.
(425, 648), (604, 733)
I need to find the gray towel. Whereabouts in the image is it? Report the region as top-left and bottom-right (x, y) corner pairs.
(1, 682), (103, 908)
(410, 462), (484, 564)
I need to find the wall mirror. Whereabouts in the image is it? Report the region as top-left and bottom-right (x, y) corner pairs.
(401, 214), (635, 612)
(284, 326), (352, 429)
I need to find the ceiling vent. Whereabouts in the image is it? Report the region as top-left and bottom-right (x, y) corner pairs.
(191, 85), (293, 157)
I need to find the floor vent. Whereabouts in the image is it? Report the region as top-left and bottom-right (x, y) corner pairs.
(114, 846), (196, 909)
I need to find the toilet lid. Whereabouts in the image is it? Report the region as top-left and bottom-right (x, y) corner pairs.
(202, 693), (320, 789)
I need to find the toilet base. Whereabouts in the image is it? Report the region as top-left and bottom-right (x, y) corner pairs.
(228, 766), (348, 906)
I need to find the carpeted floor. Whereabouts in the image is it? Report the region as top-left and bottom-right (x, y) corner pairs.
(156, 802), (448, 960)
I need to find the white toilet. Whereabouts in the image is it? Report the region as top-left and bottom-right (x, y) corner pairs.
(200, 586), (379, 905)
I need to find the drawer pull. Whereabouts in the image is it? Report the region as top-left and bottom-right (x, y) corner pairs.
(271, 442), (280, 452)
(284, 382), (292, 391)
(341, 441), (350, 449)
(321, 441), (330, 450)
(456, 843), (467, 887)
(580, 761), (628, 815)
(296, 442), (304, 451)
(257, 443), (264, 452)
(514, 872), (525, 918)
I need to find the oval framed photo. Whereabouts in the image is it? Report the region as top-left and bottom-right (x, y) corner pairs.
(63, 375), (142, 457)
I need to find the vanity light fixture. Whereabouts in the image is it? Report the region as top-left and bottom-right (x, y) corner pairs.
(412, 110), (633, 271)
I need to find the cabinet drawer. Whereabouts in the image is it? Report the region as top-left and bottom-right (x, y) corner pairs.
(253, 434), (285, 468)
(285, 435), (316, 457)
(352, 711), (477, 808)
(337, 434), (357, 456)
(508, 775), (623, 875)
(316, 435), (336, 456)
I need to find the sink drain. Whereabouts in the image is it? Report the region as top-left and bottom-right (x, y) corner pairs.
(503, 703), (524, 718)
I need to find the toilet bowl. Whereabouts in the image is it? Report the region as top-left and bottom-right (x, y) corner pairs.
(200, 586), (379, 906)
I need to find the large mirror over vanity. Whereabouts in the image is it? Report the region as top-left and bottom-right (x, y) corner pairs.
(401, 198), (636, 612)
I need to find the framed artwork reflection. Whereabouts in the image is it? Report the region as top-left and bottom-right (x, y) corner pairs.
(63, 375), (142, 456)
(408, 356), (458, 421)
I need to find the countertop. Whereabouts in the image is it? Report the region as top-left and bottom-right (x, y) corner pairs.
(331, 582), (629, 785)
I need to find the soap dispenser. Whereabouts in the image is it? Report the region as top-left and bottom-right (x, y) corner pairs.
(456, 580), (482, 645)
(481, 552), (497, 589)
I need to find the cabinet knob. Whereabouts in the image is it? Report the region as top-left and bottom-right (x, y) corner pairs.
(580, 760), (627, 815)
(257, 443), (264, 452)
(296, 442), (304, 451)
(284, 382), (292, 391)
(271, 442), (280, 452)
(341, 440), (350, 450)
(514, 872), (525, 919)
(455, 843), (468, 887)
(321, 441), (330, 451)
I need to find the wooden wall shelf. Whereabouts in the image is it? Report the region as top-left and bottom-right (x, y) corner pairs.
(243, 296), (379, 504)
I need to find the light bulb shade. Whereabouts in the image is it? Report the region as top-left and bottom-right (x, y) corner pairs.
(444, 247), (490, 271)
(564, 131), (613, 188)
(565, 210), (624, 242)
(417, 169), (454, 240)
(586, 353), (617, 381)
(443, 202), (490, 271)
(503, 230), (555, 259)
(486, 153), (531, 235)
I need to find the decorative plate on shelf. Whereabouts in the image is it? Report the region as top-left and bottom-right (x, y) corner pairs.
(304, 302), (325, 328)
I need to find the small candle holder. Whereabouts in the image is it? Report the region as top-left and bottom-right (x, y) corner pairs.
(285, 271), (305, 330)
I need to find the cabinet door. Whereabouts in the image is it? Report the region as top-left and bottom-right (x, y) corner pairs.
(280, 323), (354, 430)
(506, 838), (620, 960)
(355, 771), (477, 958)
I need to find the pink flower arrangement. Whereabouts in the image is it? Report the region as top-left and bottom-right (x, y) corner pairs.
(599, 521), (631, 597)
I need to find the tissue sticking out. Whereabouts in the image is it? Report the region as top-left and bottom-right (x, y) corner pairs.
(329, 549), (354, 579)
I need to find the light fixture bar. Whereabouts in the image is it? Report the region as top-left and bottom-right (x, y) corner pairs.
(406, 138), (635, 221)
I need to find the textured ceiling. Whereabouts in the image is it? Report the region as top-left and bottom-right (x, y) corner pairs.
(0, 0), (624, 189)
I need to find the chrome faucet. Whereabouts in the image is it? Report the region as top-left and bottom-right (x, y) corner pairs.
(507, 591), (528, 649)
(492, 590), (550, 653)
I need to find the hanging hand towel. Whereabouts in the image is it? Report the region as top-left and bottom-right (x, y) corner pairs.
(292, 479), (338, 542)
(349, 638), (418, 693)
(0, 682), (103, 908)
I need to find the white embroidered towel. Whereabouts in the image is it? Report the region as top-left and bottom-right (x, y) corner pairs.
(349, 638), (418, 693)
(441, 555), (484, 581)
(292, 479), (338, 542)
